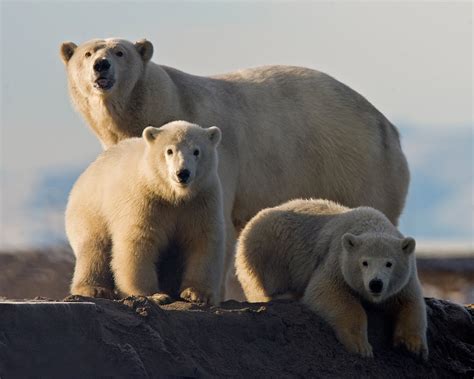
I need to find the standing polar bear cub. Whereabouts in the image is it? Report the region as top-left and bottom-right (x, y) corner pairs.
(66, 121), (225, 305)
(236, 199), (428, 359)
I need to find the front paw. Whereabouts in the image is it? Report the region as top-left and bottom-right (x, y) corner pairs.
(148, 293), (173, 305)
(394, 332), (429, 360)
(180, 287), (214, 305)
(338, 333), (374, 358)
(71, 285), (116, 299)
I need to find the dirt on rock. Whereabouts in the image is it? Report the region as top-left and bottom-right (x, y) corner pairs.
(0, 297), (472, 378)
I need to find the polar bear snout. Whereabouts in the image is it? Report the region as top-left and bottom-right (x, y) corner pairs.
(93, 57), (111, 73)
(176, 169), (191, 184)
(369, 279), (383, 294)
(92, 57), (115, 91)
(165, 147), (199, 188)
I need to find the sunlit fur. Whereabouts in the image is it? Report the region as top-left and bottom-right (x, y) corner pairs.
(66, 121), (225, 305)
(61, 38), (410, 299)
(236, 199), (428, 359)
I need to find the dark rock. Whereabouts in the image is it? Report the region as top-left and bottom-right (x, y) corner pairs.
(0, 297), (472, 378)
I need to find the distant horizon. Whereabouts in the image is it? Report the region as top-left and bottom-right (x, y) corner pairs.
(0, 120), (472, 249)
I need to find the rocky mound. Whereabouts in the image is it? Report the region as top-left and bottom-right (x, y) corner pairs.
(0, 297), (472, 378)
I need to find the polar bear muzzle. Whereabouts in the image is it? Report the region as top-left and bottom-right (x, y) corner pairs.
(176, 169), (191, 184)
(368, 278), (383, 294)
(93, 57), (115, 90)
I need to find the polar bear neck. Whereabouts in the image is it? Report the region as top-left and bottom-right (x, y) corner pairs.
(72, 63), (184, 150)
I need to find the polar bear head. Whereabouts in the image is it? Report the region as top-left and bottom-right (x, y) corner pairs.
(142, 121), (221, 202)
(60, 38), (153, 98)
(340, 232), (416, 303)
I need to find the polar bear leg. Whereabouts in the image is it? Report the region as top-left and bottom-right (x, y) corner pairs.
(223, 219), (246, 301)
(179, 229), (225, 305)
(303, 270), (373, 358)
(234, 243), (278, 303)
(111, 236), (160, 298)
(237, 262), (273, 303)
(70, 236), (115, 299)
(391, 284), (429, 360)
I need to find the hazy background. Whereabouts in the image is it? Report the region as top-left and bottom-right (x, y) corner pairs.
(1, 1), (472, 249)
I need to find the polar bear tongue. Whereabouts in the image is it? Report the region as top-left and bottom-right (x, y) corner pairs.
(94, 78), (114, 90)
(97, 78), (109, 87)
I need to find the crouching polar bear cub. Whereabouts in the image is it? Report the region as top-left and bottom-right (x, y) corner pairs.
(60, 38), (410, 299)
(236, 199), (428, 359)
(66, 121), (225, 305)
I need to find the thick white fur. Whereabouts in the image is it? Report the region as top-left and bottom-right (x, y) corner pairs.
(236, 199), (428, 359)
(66, 121), (225, 305)
(61, 38), (410, 299)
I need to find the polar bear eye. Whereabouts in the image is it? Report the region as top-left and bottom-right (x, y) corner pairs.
(193, 149), (200, 157)
(362, 261), (368, 267)
(116, 51), (124, 57)
(166, 149), (173, 156)
(85, 52), (91, 58)
(386, 262), (392, 268)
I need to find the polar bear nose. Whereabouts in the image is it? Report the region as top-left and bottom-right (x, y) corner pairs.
(93, 58), (111, 73)
(176, 169), (190, 183)
(369, 279), (383, 294)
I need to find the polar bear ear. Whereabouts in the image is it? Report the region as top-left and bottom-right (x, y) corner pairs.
(143, 126), (161, 144)
(60, 42), (77, 64)
(134, 39), (154, 62)
(342, 233), (360, 252)
(207, 126), (222, 147)
(401, 237), (416, 255)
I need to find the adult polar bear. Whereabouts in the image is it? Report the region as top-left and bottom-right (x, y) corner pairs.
(60, 38), (410, 299)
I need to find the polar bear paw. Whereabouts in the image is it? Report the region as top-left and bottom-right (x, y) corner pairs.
(394, 333), (429, 360)
(148, 293), (173, 305)
(71, 285), (116, 299)
(180, 287), (214, 305)
(338, 332), (374, 358)
(347, 338), (374, 358)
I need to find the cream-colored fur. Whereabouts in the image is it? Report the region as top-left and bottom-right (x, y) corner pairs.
(236, 199), (428, 359)
(61, 38), (410, 299)
(66, 121), (225, 305)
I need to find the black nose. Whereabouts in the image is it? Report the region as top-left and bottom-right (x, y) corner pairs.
(93, 58), (111, 73)
(369, 279), (383, 294)
(176, 169), (190, 183)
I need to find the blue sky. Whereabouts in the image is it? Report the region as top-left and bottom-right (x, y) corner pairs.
(0, 1), (472, 248)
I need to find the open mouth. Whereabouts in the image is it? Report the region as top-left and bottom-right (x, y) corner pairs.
(94, 77), (115, 90)
(370, 293), (382, 300)
(174, 180), (191, 187)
